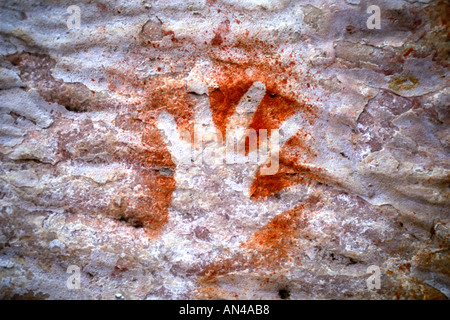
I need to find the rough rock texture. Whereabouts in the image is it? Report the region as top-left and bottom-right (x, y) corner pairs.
(0, 0), (449, 300)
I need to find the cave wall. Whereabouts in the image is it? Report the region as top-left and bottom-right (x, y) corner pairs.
(0, 0), (448, 299)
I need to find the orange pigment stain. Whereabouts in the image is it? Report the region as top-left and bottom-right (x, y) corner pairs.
(206, 55), (317, 141)
(104, 24), (321, 242)
(212, 195), (319, 273)
(250, 130), (324, 199)
(106, 71), (198, 238)
(211, 18), (231, 46)
(197, 195), (321, 298)
(204, 38), (321, 200)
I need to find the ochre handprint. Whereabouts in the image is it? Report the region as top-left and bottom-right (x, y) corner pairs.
(101, 49), (336, 298)
(156, 79), (314, 237)
(102, 47), (325, 242)
(145, 72), (326, 297)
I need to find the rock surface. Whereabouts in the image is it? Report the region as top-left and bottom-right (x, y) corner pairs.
(0, 0), (448, 299)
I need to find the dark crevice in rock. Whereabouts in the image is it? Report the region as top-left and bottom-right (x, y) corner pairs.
(278, 288), (290, 299)
(117, 216), (145, 229)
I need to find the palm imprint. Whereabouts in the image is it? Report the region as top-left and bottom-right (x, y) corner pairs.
(153, 80), (316, 294)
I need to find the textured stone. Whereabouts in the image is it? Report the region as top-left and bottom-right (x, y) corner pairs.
(0, 0), (448, 300)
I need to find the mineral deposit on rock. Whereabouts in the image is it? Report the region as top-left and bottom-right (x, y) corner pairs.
(0, 0), (448, 300)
